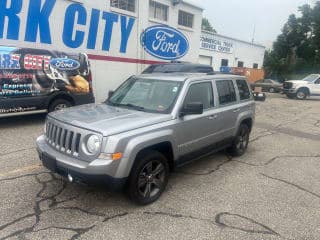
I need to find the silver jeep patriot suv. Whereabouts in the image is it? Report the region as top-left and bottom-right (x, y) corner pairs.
(36, 74), (255, 205)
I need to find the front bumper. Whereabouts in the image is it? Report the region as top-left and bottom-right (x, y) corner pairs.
(283, 88), (297, 94)
(36, 135), (127, 191)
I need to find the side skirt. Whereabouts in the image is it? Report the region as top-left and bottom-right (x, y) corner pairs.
(175, 137), (234, 168)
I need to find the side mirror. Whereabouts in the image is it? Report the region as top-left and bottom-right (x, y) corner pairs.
(180, 102), (204, 117)
(108, 90), (114, 99)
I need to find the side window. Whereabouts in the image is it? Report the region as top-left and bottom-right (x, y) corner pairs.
(184, 82), (214, 110)
(315, 78), (320, 84)
(236, 79), (251, 100)
(216, 80), (237, 105)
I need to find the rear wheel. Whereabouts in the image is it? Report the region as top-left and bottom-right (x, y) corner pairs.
(229, 124), (250, 157)
(269, 87), (275, 93)
(48, 99), (72, 112)
(127, 150), (169, 205)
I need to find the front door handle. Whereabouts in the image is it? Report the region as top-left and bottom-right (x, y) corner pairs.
(208, 114), (218, 120)
(233, 108), (240, 113)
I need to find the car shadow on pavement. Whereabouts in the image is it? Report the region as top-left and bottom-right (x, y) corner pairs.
(0, 113), (47, 128)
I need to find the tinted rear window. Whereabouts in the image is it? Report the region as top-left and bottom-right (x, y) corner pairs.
(236, 79), (251, 100)
(216, 80), (237, 105)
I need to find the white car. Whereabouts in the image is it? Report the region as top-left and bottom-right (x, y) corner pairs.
(283, 74), (320, 100)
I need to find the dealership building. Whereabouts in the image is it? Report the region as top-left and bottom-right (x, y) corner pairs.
(0, 0), (265, 103)
(199, 31), (266, 72)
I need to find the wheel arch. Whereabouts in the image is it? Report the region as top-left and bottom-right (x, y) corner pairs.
(296, 86), (310, 95)
(117, 130), (177, 178)
(47, 92), (75, 110)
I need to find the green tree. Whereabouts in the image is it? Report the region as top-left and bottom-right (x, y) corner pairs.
(202, 18), (216, 33)
(264, 1), (320, 78)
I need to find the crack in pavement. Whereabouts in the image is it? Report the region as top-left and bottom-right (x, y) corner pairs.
(235, 154), (320, 167)
(261, 173), (320, 200)
(0, 172), (113, 240)
(144, 211), (281, 237)
(0, 148), (35, 158)
(249, 130), (275, 143)
(174, 154), (233, 176)
(215, 212), (280, 236)
(32, 225), (96, 240)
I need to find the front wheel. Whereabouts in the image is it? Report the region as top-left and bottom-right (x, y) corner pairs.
(229, 124), (250, 157)
(127, 150), (169, 205)
(296, 90), (307, 100)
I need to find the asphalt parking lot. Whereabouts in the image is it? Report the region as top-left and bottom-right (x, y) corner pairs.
(0, 93), (320, 240)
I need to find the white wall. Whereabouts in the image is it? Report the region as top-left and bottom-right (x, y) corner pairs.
(0, 0), (203, 102)
(199, 32), (265, 71)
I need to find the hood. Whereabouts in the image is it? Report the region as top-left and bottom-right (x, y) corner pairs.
(49, 104), (173, 136)
(285, 80), (307, 84)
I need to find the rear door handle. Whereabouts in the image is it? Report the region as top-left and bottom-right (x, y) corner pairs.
(208, 114), (218, 120)
(233, 108), (240, 113)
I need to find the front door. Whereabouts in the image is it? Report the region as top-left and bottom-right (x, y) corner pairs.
(311, 78), (320, 95)
(176, 81), (220, 158)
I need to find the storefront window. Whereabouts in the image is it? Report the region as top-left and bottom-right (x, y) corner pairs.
(221, 59), (229, 67)
(149, 1), (168, 21)
(238, 61), (244, 68)
(111, 0), (136, 12)
(178, 11), (194, 28)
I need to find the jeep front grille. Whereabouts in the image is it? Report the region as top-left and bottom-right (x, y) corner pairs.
(46, 121), (81, 157)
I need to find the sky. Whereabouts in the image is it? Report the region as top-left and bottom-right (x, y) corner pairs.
(191, 0), (316, 49)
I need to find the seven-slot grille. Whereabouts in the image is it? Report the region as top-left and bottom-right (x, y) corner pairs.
(283, 82), (293, 89)
(46, 121), (81, 157)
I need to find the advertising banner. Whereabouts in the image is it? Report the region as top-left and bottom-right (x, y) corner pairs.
(0, 46), (92, 114)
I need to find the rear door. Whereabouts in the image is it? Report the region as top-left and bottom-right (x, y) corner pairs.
(213, 79), (239, 140)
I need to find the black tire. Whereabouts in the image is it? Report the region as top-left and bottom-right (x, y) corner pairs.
(269, 87), (275, 93)
(127, 150), (169, 205)
(296, 89), (307, 100)
(48, 99), (72, 112)
(229, 124), (250, 157)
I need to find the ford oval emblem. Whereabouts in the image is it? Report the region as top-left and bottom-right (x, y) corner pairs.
(50, 58), (80, 71)
(141, 25), (189, 60)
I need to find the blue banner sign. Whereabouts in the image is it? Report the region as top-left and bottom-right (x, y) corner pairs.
(141, 25), (189, 60)
(0, 0), (135, 53)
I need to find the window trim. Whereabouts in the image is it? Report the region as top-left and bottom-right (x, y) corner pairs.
(182, 81), (215, 111)
(149, 0), (169, 22)
(215, 79), (238, 107)
(110, 0), (137, 16)
(178, 10), (194, 29)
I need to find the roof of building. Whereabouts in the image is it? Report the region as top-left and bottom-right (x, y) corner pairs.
(182, 0), (204, 10)
(202, 30), (266, 49)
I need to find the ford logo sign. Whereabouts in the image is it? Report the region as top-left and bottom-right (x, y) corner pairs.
(50, 58), (80, 71)
(141, 25), (189, 60)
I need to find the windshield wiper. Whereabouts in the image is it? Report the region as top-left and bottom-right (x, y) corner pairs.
(107, 101), (145, 111)
(123, 103), (145, 111)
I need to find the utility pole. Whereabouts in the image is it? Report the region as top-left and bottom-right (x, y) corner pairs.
(251, 23), (256, 44)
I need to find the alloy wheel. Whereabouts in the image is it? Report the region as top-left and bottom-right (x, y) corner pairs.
(236, 128), (249, 151)
(137, 160), (166, 199)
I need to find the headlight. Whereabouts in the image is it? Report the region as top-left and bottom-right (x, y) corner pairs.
(85, 135), (101, 155)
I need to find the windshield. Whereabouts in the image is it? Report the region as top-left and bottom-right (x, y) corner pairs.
(107, 77), (183, 114)
(302, 74), (319, 82)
